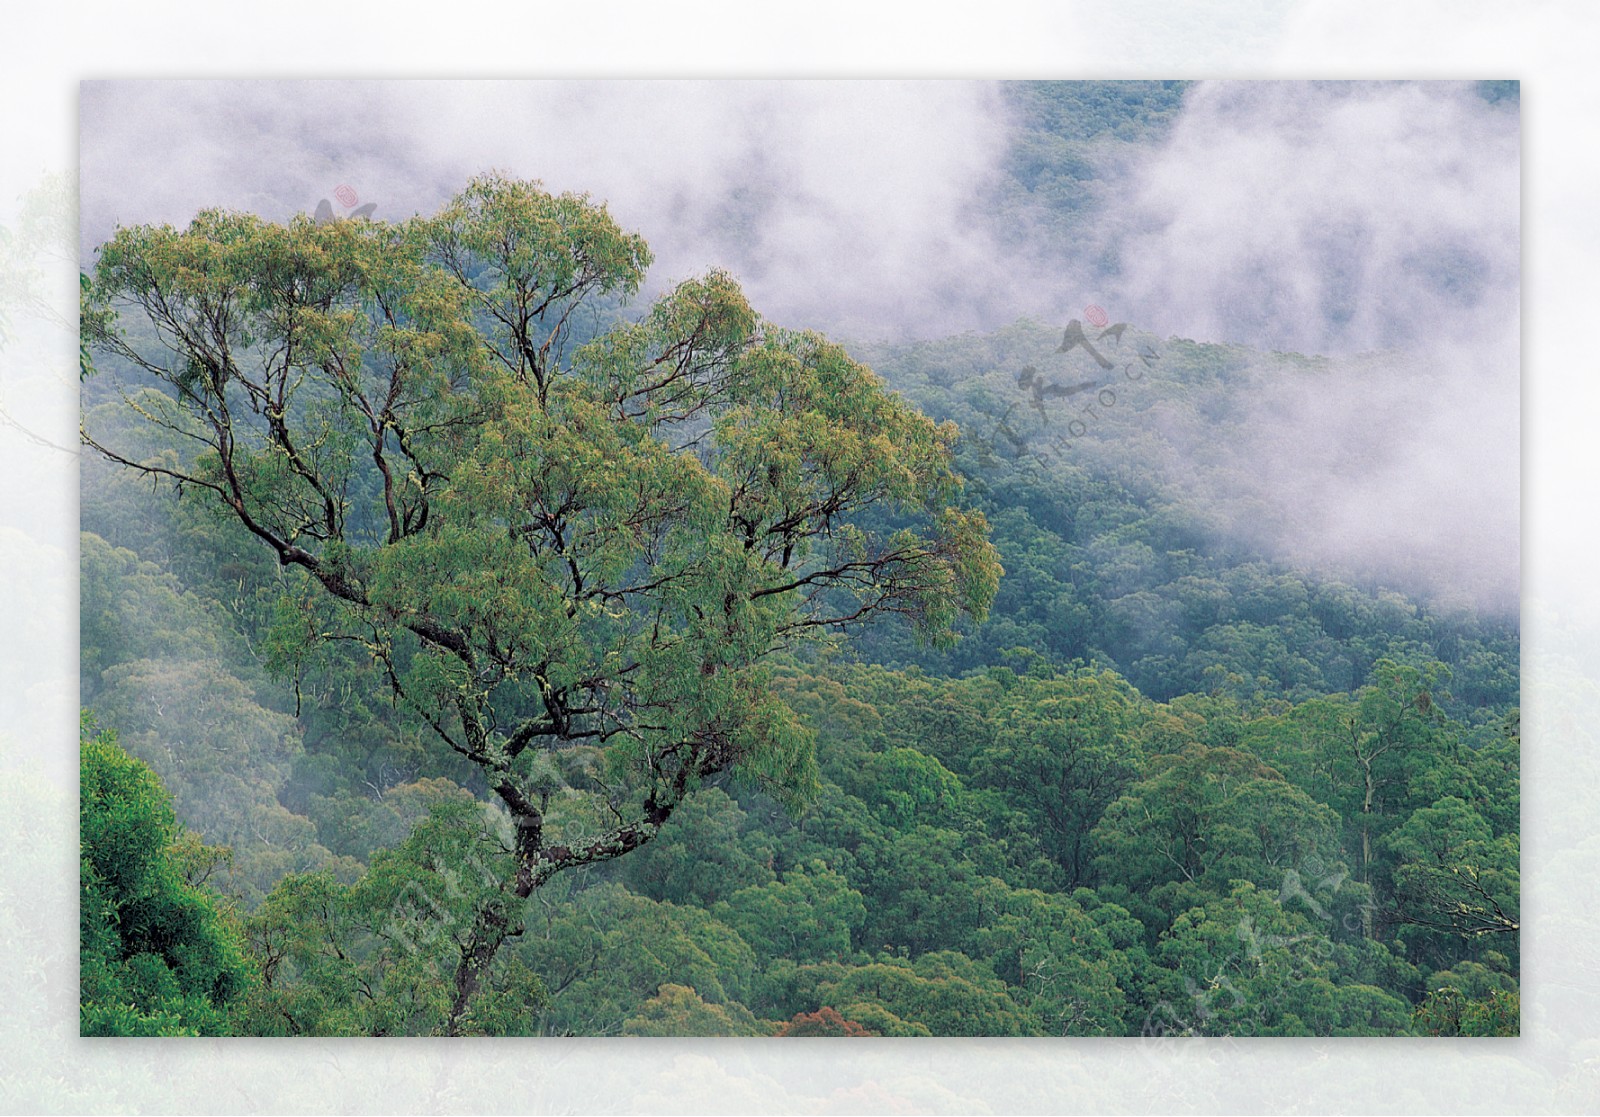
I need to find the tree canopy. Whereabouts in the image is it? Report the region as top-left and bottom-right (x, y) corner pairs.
(80, 716), (256, 1036)
(80, 173), (1000, 1032)
(78, 88), (1517, 1039)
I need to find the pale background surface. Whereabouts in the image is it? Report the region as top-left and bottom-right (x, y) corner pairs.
(1, 2), (1592, 1112)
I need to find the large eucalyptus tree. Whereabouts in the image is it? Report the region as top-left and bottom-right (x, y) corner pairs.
(81, 174), (1000, 1031)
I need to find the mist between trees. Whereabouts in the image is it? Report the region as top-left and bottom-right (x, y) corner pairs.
(75, 82), (1519, 1040)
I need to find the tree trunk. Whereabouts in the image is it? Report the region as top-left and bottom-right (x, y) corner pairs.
(445, 900), (514, 1036)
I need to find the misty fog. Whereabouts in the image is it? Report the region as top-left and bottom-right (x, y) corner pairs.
(78, 79), (1519, 612)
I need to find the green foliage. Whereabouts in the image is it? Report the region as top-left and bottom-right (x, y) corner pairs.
(80, 532), (234, 703)
(1091, 743), (1343, 931)
(77, 93), (1516, 1037)
(848, 324), (1519, 714)
(713, 861), (866, 963)
(813, 951), (1037, 1037)
(623, 984), (767, 1037)
(80, 716), (256, 1035)
(1384, 798), (1519, 964)
(82, 172), (1000, 1033)
(618, 788), (776, 907)
(302, 777), (476, 863)
(516, 882), (757, 1037)
(1149, 882), (1413, 1037)
(972, 669), (1158, 889)
(81, 178), (999, 825)
(88, 652), (352, 904)
(1413, 984), (1519, 1037)
(862, 746), (969, 831)
(239, 799), (544, 1036)
(959, 881), (1137, 1035)
(989, 81), (1191, 265)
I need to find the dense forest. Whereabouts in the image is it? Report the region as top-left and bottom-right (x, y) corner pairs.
(78, 82), (1519, 1038)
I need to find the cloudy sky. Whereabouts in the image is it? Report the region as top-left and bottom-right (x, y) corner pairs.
(78, 79), (1520, 610)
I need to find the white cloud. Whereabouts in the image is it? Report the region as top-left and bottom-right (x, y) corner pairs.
(79, 78), (1520, 608)
(79, 79), (1020, 339)
(1089, 81), (1519, 611)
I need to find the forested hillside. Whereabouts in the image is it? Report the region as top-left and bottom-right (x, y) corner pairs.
(79, 82), (1518, 1038)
